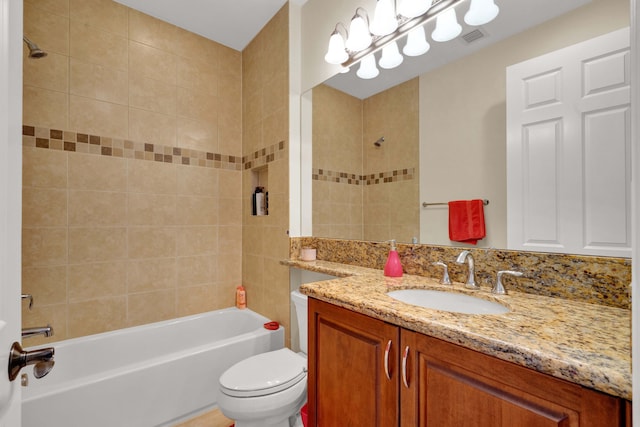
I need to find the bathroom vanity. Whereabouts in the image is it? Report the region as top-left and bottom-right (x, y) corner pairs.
(287, 260), (632, 427)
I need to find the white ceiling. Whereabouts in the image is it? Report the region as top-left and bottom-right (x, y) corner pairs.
(113, 0), (289, 51)
(114, 0), (592, 97)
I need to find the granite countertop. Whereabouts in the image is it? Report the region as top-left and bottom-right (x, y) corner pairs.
(284, 259), (632, 400)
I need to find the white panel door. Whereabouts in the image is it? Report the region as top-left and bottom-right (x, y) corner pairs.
(0, 0), (23, 425)
(507, 28), (631, 257)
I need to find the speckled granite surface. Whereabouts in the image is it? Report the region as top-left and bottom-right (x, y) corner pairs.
(284, 259), (631, 400)
(291, 237), (631, 309)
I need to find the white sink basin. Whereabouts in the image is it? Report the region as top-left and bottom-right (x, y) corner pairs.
(387, 289), (510, 315)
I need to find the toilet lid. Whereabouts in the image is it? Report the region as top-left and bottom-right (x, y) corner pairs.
(219, 348), (307, 398)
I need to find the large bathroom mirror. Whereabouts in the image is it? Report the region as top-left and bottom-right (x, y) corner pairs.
(307, 0), (630, 253)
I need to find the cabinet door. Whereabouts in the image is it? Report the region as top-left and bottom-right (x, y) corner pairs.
(400, 330), (625, 427)
(308, 298), (400, 427)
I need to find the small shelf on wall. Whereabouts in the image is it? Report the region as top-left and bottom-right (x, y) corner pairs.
(252, 166), (268, 216)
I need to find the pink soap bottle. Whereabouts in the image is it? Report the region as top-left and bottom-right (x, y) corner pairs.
(384, 239), (403, 277)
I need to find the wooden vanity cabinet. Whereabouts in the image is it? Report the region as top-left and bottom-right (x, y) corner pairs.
(307, 297), (400, 426)
(308, 298), (629, 427)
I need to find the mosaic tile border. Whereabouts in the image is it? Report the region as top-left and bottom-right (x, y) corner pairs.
(22, 125), (287, 171)
(312, 167), (415, 186)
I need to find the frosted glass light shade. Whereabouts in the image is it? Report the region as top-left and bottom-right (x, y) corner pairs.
(464, 0), (499, 26)
(379, 41), (404, 69)
(357, 55), (379, 79)
(324, 32), (348, 64)
(432, 8), (462, 42)
(398, 0), (431, 18)
(403, 26), (430, 56)
(346, 15), (371, 52)
(370, 0), (398, 36)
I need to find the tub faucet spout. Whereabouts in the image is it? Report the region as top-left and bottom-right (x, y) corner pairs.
(456, 250), (479, 290)
(22, 325), (53, 339)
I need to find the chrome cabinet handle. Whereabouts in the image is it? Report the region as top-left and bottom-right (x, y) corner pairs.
(402, 346), (410, 388)
(384, 340), (392, 380)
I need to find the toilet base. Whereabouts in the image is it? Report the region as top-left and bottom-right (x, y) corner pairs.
(233, 412), (303, 427)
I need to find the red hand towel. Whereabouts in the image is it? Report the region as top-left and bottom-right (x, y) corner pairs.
(448, 200), (486, 245)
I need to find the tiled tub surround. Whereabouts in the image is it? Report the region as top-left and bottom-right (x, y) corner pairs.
(290, 237), (631, 309)
(22, 126), (287, 345)
(288, 261), (631, 400)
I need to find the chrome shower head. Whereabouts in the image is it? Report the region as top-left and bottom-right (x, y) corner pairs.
(23, 35), (47, 59)
(374, 137), (384, 147)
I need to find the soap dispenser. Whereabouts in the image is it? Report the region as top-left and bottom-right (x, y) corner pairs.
(384, 239), (403, 277)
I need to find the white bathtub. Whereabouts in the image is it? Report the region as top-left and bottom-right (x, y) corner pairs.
(22, 308), (284, 427)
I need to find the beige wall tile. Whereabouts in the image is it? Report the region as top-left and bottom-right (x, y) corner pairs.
(129, 41), (177, 85)
(177, 87), (219, 122)
(176, 196), (218, 226)
(24, 2), (70, 56)
(68, 153), (127, 191)
(128, 107), (176, 147)
(68, 190), (127, 226)
(176, 226), (217, 256)
(23, 86), (68, 130)
(23, 147), (67, 189)
(24, 52), (69, 93)
(68, 227), (127, 263)
(176, 165), (218, 196)
(129, 74), (177, 115)
(177, 255), (215, 286)
(176, 117), (218, 153)
(70, 58), (128, 105)
(128, 227), (177, 259)
(177, 57), (218, 95)
(219, 226), (242, 255)
(68, 296), (127, 338)
(218, 198), (242, 226)
(175, 27), (219, 66)
(22, 265), (67, 306)
(128, 290), (176, 326)
(22, 227), (67, 267)
(22, 187), (67, 227)
(128, 258), (176, 292)
(217, 252), (241, 284)
(177, 284), (216, 317)
(68, 261), (127, 301)
(69, 95), (128, 139)
(127, 158), (177, 194)
(70, 21), (127, 70)
(218, 170), (241, 199)
(69, 0), (128, 36)
(128, 193), (177, 226)
(25, 0), (70, 17)
(128, 9), (179, 54)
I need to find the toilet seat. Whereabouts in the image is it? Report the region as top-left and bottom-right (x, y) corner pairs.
(219, 348), (307, 398)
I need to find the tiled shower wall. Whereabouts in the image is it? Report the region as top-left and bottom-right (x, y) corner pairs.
(312, 79), (419, 243)
(22, 0), (243, 344)
(241, 6), (292, 345)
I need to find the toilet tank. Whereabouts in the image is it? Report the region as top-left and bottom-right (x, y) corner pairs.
(291, 290), (308, 354)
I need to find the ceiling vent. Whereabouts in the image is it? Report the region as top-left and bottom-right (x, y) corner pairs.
(461, 28), (486, 44)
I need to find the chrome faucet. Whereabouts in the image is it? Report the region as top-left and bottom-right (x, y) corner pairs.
(456, 250), (479, 289)
(22, 325), (54, 339)
(493, 270), (524, 295)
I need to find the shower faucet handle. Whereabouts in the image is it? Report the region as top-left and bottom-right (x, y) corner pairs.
(21, 294), (33, 310)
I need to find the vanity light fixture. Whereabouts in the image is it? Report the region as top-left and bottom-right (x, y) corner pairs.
(403, 26), (430, 56)
(371, 0), (398, 36)
(324, 0), (500, 79)
(398, 0), (432, 19)
(345, 8), (372, 52)
(379, 41), (404, 69)
(324, 23), (349, 64)
(464, 0), (499, 26)
(431, 8), (462, 42)
(357, 55), (380, 79)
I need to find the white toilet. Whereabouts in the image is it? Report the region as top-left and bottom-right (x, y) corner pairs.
(217, 290), (308, 427)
